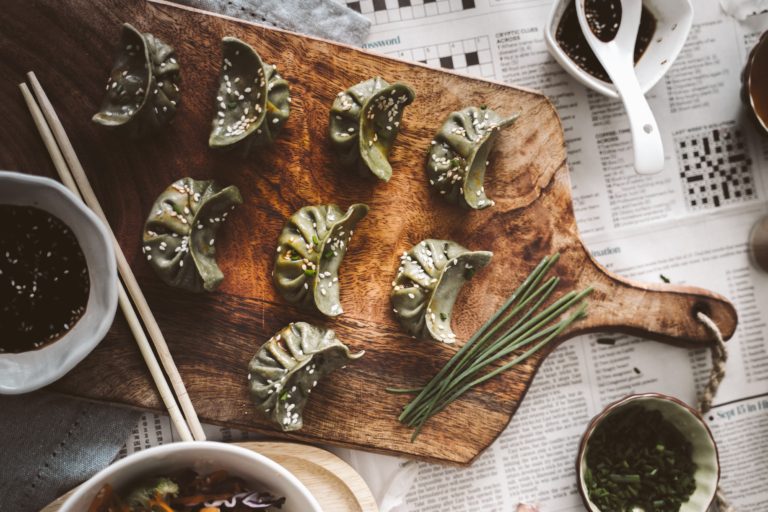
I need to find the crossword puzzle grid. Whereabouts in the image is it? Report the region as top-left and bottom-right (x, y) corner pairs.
(346, 0), (476, 24)
(389, 36), (495, 78)
(675, 125), (756, 211)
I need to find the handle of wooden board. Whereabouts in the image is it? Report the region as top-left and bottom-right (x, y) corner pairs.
(571, 263), (738, 348)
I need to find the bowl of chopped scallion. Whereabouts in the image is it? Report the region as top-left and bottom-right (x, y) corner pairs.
(577, 393), (719, 512)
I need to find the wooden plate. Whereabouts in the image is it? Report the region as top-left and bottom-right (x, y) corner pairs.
(41, 441), (378, 512)
(0, 0), (736, 465)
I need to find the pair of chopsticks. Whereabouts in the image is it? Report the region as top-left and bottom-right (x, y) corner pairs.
(19, 72), (206, 442)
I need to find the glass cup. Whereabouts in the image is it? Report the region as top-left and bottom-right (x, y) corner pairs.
(741, 30), (768, 135)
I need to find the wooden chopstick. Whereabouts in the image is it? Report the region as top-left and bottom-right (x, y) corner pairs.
(19, 74), (206, 442)
(18, 82), (193, 442)
(24, 72), (206, 441)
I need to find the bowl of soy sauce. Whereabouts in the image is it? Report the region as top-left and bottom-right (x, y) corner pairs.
(741, 30), (768, 136)
(0, 171), (118, 394)
(545, 0), (694, 99)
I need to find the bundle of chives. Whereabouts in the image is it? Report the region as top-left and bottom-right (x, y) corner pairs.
(388, 253), (592, 441)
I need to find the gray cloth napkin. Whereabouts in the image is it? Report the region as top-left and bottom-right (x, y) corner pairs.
(0, 3), (369, 512)
(0, 392), (140, 511)
(171, 0), (371, 46)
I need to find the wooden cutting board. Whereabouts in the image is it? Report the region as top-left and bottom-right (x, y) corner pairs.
(41, 441), (379, 512)
(0, 0), (737, 465)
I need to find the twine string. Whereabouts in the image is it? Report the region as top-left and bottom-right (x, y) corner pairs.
(696, 311), (734, 512)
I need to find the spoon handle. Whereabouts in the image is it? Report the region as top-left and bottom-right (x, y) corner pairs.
(609, 58), (665, 175)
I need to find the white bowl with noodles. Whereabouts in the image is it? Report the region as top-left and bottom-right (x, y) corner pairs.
(59, 441), (323, 512)
(0, 171), (118, 394)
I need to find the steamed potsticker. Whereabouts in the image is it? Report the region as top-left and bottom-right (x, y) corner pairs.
(143, 178), (242, 293)
(209, 37), (291, 155)
(248, 322), (363, 432)
(391, 239), (492, 343)
(329, 77), (414, 182)
(273, 204), (368, 316)
(426, 106), (517, 209)
(93, 23), (180, 138)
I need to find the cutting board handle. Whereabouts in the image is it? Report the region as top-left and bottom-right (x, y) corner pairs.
(572, 254), (738, 348)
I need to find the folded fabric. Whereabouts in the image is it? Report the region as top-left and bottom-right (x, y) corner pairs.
(0, 392), (140, 512)
(720, 0), (768, 20)
(169, 0), (372, 46)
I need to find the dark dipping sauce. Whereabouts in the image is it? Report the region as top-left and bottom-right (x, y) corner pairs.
(746, 32), (768, 132)
(0, 205), (90, 353)
(556, 0), (657, 82)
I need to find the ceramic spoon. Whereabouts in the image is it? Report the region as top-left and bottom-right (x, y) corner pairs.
(576, 0), (665, 175)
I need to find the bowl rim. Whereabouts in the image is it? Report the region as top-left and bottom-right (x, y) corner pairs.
(544, 0), (694, 99)
(744, 31), (768, 134)
(575, 392), (720, 511)
(0, 171), (118, 394)
(58, 441), (323, 512)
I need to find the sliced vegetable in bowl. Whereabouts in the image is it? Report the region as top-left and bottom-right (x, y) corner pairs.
(60, 442), (320, 512)
(87, 469), (286, 511)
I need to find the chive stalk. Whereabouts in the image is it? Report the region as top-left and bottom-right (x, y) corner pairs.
(585, 405), (697, 511)
(394, 256), (557, 422)
(388, 254), (592, 440)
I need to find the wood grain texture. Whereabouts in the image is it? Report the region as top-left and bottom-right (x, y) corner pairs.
(0, 0), (737, 465)
(41, 441), (378, 512)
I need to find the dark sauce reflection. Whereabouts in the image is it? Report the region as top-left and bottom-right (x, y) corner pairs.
(744, 31), (768, 133)
(556, 0), (657, 83)
(0, 206), (90, 353)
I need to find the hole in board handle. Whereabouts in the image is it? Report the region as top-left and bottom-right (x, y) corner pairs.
(691, 301), (712, 320)
(643, 124), (653, 134)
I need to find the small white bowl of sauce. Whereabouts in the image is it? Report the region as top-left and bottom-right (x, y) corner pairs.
(544, 0), (694, 99)
(0, 171), (118, 394)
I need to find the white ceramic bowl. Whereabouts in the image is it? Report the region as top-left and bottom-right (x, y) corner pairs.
(545, 0), (694, 98)
(59, 441), (323, 512)
(577, 393), (720, 512)
(0, 171), (118, 394)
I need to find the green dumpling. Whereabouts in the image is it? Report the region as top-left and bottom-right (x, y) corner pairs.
(93, 23), (181, 138)
(209, 37), (290, 154)
(143, 178), (242, 293)
(426, 106), (517, 209)
(248, 322), (363, 432)
(329, 77), (414, 182)
(273, 204), (368, 316)
(391, 239), (492, 343)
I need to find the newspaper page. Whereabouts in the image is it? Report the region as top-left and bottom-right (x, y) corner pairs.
(122, 1), (768, 510)
(332, 0), (768, 511)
